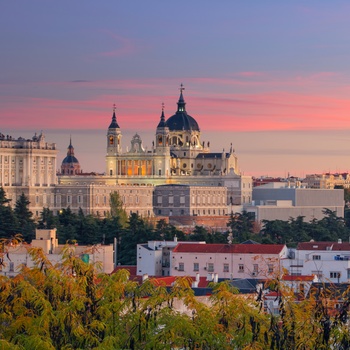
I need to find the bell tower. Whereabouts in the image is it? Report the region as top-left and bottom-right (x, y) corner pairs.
(154, 103), (171, 177)
(106, 104), (122, 176)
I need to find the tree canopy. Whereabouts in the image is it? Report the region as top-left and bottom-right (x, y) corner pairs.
(1, 246), (350, 349)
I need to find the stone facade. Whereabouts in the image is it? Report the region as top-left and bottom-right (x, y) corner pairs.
(153, 184), (228, 217)
(1, 87), (252, 218)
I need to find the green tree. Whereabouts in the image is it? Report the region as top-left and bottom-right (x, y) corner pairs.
(37, 208), (57, 230)
(155, 219), (186, 241)
(0, 187), (18, 238)
(319, 208), (347, 241)
(109, 191), (127, 227)
(119, 213), (156, 265)
(227, 211), (255, 243)
(14, 193), (35, 242)
(261, 219), (291, 244)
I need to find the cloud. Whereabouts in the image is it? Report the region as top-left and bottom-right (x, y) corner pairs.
(95, 30), (137, 58)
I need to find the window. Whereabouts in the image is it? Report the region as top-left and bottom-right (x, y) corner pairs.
(313, 255), (321, 260)
(330, 272), (341, 279)
(253, 264), (258, 272)
(178, 263), (184, 271)
(9, 262), (14, 272)
(157, 196), (162, 204)
(223, 264), (229, 272)
(208, 263), (214, 272)
(193, 263), (199, 271)
(169, 196), (173, 204)
(312, 270), (323, 279)
(180, 196), (185, 204)
(268, 264), (274, 273)
(238, 264), (244, 273)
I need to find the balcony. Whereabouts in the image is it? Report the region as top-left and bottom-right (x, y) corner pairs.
(289, 259), (303, 267)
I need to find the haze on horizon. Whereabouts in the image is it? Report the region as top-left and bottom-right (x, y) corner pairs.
(1, 1), (350, 177)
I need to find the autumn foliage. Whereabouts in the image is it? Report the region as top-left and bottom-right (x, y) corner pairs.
(1, 246), (350, 349)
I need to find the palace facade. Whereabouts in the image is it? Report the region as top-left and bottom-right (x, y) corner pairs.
(1, 87), (252, 218)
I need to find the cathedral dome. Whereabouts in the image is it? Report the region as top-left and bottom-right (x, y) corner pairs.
(61, 138), (81, 175)
(166, 86), (200, 132)
(166, 112), (199, 131)
(62, 154), (79, 165)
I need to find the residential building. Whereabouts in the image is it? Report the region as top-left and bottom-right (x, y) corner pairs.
(137, 238), (206, 277)
(283, 240), (350, 283)
(303, 173), (350, 189)
(170, 242), (288, 280)
(0, 228), (114, 277)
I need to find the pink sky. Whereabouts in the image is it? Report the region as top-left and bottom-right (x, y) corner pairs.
(2, 2), (350, 177)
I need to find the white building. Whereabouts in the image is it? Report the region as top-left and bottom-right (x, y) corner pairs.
(283, 240), (350, 283)
(137, 238), (206, 277)
(170, 243), (288, 280)
(0, 132), (58, 217)
(0, 228), (114, 277)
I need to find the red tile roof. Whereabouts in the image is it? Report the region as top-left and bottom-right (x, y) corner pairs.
(111, 265), (137, 275)
(150, 276), (177, 287)
(173, 243), (285, 255)
(282, 275), (315, 282)
(297, 242), (350, 251)
(150, 275), (210, 288)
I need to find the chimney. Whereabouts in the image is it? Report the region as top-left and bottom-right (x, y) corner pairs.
(214, 273), (219, 283)
(196, 273), (200, 282)
(142, 274), (149, 282)
(338, 239), (342, 244)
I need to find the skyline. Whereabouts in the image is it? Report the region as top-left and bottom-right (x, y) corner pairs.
(2, 1), (350, 177)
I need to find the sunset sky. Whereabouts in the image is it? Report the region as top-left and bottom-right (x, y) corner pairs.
(2, 1), (350, 177)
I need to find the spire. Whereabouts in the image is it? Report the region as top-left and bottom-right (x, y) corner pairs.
(177, 83), (186, 113)
(109, 103), (120, 129)
(67, 136), (74, 156)
(157, 102), (166, 127)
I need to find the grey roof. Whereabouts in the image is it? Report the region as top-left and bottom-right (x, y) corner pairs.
(165, 90), (199, 132)
(196, 153), (229, 159)
(109, 110), (120, 129)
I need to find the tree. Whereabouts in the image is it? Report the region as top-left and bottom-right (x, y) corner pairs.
(109, 191), (128, 227)
(227, 211), (255, 243)
(261, 219), (291, 244)
(14, 193), (35, 242)
(155, 219), (186, 241)
(0, 187), (18, 238)
(37, 208), (57, 230)
(2, 248), (350, 349)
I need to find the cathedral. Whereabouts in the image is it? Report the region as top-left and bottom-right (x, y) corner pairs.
(1, 86), (252, 218)
(106, 85), (239, 181)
